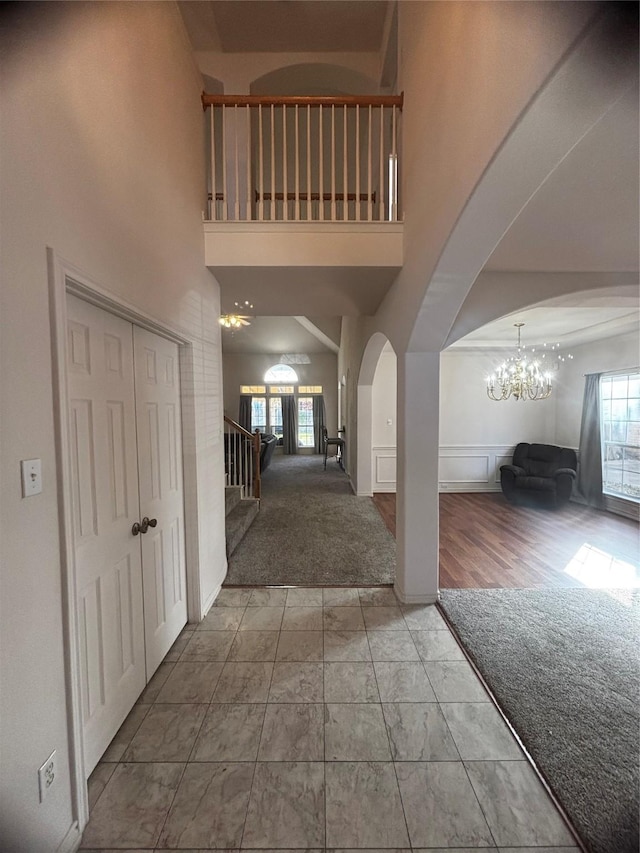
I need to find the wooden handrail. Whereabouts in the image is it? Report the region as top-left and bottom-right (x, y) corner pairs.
(202, 93), (404, 111)
(224, 415), (253, 439)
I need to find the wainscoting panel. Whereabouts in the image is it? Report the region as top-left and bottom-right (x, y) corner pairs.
(372, 447), (397, 492)
(439, 445), (515, 493)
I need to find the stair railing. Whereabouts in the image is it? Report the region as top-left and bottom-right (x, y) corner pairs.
(202, 93), (403, 223)
(224, 416), (261, 500)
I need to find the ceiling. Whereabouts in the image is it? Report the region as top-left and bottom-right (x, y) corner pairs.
(178, 1), (389, 54)
(221, 316), (336, 355)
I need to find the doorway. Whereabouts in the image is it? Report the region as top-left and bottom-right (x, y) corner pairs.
(67, 295), (187, 773)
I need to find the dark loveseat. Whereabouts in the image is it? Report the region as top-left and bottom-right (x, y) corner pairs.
(500, 442), (577, 508)
(259, 433), (277, 473)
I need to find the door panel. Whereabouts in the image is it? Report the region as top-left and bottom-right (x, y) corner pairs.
(133, 327), (187, 675)
(67, 295), (146, 774)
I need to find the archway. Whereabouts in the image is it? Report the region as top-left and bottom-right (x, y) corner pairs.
(357, 332), (397, 497)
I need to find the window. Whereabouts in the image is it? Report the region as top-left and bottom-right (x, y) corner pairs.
(269, 397), (283, 442)
(240, 385), (266, 394)
(298, 397), (314, 447)
(600, 371), (640, 502)
(251, 397), (266, 433)
(264, 364), (298, 383)
(298, 385), (322, 394)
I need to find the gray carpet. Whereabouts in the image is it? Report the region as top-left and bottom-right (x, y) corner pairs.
(439, 587), (640, 853)
(225, 453), (396, 586)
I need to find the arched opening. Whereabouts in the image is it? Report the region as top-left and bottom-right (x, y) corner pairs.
(357, 333), (396, 497)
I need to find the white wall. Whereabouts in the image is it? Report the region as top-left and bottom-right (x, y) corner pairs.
(554, 331), (640, 448)
(222, 352), (338, 437)
(0, 4), (225, 849)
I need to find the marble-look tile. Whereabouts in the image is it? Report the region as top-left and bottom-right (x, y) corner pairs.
(164, 632), (193, 662)
(396, 762), (494, 847)
(324, 631), (371, 662)
(367, 631), (419, 661)
(136, 662), (174, 704)
(243, 762), (325, 848)
(424, 660), (489, 702)
(465, 760), (576, 846)
(286, 587), (324, 606)
(325, 704), (391, 761)
(323, 587), (361, 606)
(373, 662), (436, 702)
(268, 662), (324, 703)
(400, 604), (448, 631)
(213, 662), (274, 703)
(239, 605), (284, 631)
(276, 631), (324, 662)
(497, 848), (577, 853)
(362, 606), (407, 631)
(329, 850), (411, 853)
(382, 703), (459, 761)
(227, 631), (279, 661)
(258, 704), (324, 760)
(324, 662), (380, 703)
(281, 605), (324, 631)
(158, 762), (254, 849)
(122, 704), (206, 762)
(324, 606), (365, 631)
(441, 703), (524, 760)
(181, 631), (234, 661)
(87, 762), (116, 811)
(80, 763), (183, 848)
(325, 762), (409, 848)
(214, 588), (252, 607)
(198, 607), (246, 631)
(101, 705), (150, 761)
(411, 629), (465, 661)
(358, 587), (398, 606)
(248, 588), (288, 606)
(191, 703), (265, 761)
(156, 662), (224, 704)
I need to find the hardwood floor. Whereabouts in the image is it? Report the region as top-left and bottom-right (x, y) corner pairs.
(372, 492), (639, 589)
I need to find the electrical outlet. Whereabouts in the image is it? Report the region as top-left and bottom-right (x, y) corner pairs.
(38, 750), (56, 802)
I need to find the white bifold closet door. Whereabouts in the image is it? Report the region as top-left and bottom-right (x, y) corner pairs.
(66, 295), (186, 774)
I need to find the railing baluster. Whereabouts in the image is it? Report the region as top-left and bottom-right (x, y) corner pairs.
(221, 105), (228, 220)
(246, 104), (251, 221)
(282, 105), (288, 221)
(391, 104), (397, 222)
(270, 104), (276, 221)
(330, 104), (336, 221)
(210, 106), (216, 220)
(379, 105), (385, 221)
(234, 104), (240, 221)
(355, 105), (360, 222)
(367, 104), (373, 222)
(306, 105), (311, 220)
(258, 105), (264, 221)
(343, 104), (348, 222)
(294, 105), (300, 221)
(318, 105), (324, 221)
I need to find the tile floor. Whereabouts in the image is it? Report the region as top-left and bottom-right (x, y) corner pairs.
(80, 586), (579, 852)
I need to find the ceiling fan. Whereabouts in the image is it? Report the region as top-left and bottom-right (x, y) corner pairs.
(219, 300), (254, 329)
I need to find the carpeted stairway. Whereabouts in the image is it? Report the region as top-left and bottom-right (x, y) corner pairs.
(225, 453), (396, 586)
(225, 486), (259, 557)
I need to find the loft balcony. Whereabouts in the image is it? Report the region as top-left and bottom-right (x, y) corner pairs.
(202, 94), (404, 315)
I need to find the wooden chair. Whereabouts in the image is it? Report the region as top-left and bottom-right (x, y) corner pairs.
(322, 426), (345, 470)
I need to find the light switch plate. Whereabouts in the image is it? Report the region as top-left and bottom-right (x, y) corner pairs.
(21, 459), (42, 497)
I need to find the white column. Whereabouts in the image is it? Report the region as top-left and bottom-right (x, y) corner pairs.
(395, 351), (440, 604)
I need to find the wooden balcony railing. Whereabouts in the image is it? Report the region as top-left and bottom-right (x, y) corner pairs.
(202, 93), (402, 223)
(224, 416), (261, 500)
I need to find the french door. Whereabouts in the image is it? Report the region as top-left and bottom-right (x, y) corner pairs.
(67, 296), (187, 773)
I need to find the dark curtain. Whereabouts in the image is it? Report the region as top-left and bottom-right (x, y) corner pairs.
(282, 395), (298, 454)
(238, 395), (252, 432)
(577, 373), (604, 508)
(312, 395), (326, 453)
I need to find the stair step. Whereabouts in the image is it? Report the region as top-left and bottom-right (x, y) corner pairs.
(226, 499), (259, 557)
(225, 485), (243, 518)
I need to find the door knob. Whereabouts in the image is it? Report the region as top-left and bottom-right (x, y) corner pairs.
(132, 517), (158, 535)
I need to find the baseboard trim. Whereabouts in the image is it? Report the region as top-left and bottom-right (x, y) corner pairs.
(57, 822), (81, 853)
(394, 584), (439, 605)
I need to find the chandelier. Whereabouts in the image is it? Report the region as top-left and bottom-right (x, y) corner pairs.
(486, 323), (570, 401)
(219, 300), (254, 330)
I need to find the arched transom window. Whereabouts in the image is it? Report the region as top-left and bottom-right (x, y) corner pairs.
(264, 363), (299, 384)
